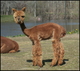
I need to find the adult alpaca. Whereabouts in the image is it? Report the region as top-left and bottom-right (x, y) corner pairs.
(0, 36), (19, 53)
(12, 7), (66, 67)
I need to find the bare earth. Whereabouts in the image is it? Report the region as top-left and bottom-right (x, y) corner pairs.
(1, 34), (79, 70)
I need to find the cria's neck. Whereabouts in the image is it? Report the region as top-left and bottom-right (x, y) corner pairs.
(20, 22), (30, 37)
(20, 22), (26, 31)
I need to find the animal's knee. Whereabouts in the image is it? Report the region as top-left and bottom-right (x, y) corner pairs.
(52, 39), (55, 43)
(52, 39), (59, 43)
(12, 41), (19, 52)
(32, 47), (42, 56)
(59, 42), (64, 54)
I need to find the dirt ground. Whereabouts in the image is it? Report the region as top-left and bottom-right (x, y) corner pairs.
(1, 34), (79, 70)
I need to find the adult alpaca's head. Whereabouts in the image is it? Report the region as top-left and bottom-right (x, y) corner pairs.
(12, 7), (26, 24)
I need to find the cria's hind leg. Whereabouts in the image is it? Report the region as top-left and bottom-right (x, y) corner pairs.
(58, 42), (64, 65)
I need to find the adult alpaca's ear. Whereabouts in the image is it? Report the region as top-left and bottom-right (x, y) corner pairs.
(22, 7), (26, 12)
(12, 8), (17, 13)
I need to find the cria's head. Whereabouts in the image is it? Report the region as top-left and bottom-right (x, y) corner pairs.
(12, 7), (26, 24)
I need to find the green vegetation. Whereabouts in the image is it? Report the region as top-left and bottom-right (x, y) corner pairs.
(1, 15), (14, 23)
(6, 34), (26, 37)
(67, 29), (79, 34)
(1, 13), (35, 23)
(1, 34), (79, 70)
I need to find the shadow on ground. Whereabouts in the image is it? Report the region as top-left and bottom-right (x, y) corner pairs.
(27, 59), (69, 66)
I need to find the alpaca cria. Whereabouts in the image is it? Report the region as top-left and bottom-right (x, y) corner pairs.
(12, 7), (66, 67)
(0, 36), (19, 53)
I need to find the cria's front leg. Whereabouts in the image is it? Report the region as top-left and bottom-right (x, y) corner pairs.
(36, 47), (43, 67)
(58, 42), (64, 65)
(32, 45), (37, 66)
(33, 55), (37, 66)
(32, 40), (43, 67)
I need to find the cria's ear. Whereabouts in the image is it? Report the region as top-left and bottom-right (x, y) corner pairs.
(12, 8), (17, 13)
(22, 7), (26, 12)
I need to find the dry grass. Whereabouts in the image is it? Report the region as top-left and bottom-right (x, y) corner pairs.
(1, 34), (79, 70)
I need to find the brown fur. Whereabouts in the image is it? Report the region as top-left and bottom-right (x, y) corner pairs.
(0, 36), (19, 53)
(12, 7), (66, 67)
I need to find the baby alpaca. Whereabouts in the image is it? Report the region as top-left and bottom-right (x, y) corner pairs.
(12, 7), (66, 67)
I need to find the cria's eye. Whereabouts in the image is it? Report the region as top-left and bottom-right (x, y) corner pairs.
(21, 16), (25, 18)
(15, 17), (16, 18)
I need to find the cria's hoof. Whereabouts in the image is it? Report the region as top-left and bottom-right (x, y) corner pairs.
(58, 61), (64, 66)
(37, 64), (43, 67)
(50, 63), (57, 67)
(39, 65), (43, 67)
(33, 64), (37, 66)
(50, 64), (53, 67)
(50, 65), (53, 67)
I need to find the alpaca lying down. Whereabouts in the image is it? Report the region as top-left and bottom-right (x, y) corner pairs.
(0, 36), (19, 53)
